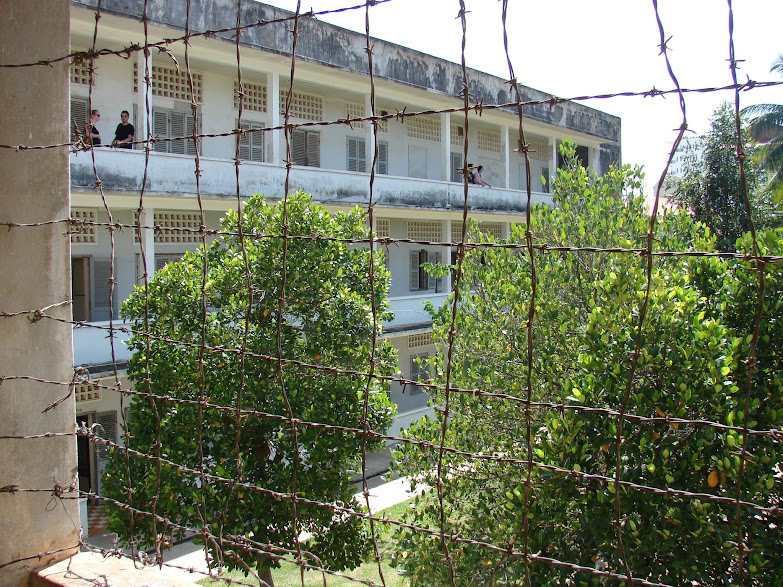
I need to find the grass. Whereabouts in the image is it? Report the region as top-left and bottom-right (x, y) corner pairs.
(198, 499), (413, 586)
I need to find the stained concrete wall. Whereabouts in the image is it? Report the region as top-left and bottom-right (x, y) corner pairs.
(0, 1), (80, 583)
(72, 0), (621, 147)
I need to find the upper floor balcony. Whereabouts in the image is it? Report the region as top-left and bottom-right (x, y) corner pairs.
(70, 148), (552, 215)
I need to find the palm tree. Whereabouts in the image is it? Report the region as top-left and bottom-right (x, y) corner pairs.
(743, 54), (783, 194)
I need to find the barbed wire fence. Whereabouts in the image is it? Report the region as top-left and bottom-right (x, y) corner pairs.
(1, 0), (782, 585)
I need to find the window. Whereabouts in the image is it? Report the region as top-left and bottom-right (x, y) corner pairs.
(477, 129), (501, 153)
(410, 353), (430, 395)
(280, 89), (323, 121)
(557, 145), (589, 169)
(377, 142), (389, 175)
(347, 136), (366, 172)
(235, 80), (267, 112)
(134, 63), (203, 103)
(347, 138), (388, 174)
(136, 253), (185, 284)
(238, 120), (265, 162)
(70, 58), (93, 86)
(345, 103), (365, 130)
(409, 249), (442, 292)
(450, 152), (464, 183)
(407, 116), (441, 142)
(291, 129), (320, 167)
(451, 124), (465, 146)
(152, 108), (199, 155)
(70, 97), (89, 143)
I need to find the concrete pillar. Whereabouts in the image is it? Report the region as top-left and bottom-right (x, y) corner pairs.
(138, 208), (156, 280)
(0, 1), (80, 584)
(550, 138), (558, 192)
(501, 126), (510, 189)
(137, 49), (152, 146)
(365, 93), (375, 174)
(440, 112), (450, 181)
(267, 71), (280, 165)
(589, 145), (600, 176)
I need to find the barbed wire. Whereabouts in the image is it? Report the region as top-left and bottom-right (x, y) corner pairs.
(2, 0), (782, 585)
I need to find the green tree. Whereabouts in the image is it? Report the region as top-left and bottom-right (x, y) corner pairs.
(102, 192), (397, 584)
(744, 54), (783, 196)
(671, 102), (773, 251)
(392, 143), (783, 585)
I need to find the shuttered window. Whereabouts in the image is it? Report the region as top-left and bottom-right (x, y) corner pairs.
(95, 411), (117, 466)
(347, 137), (366, 172)
(238, 120), (265, 162)
(70, 97), (89, 143)
(291, 129), (319, 167)
(409, 250), (442, 292)
(450, 152), (464, 183)
(152, 108), (199, 155)
(92, 259), (115, 321)
(410, 353), (430, 395)
(377, 142), (389, 175)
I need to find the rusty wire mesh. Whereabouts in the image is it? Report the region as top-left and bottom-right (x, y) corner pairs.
(1, 0), (782, 585)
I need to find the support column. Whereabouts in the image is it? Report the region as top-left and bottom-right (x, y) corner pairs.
(139, 208), (156, 281)
(267, 71), (280, 165)
(440, 112), (451, 181)
(502, 126), (510, 189)
(0, 1), (79, 583)
(589, 145), (600, 176)
(550, 138), (558, 192)
(365, 93), (375, 174)
(137, 49), (152, 146)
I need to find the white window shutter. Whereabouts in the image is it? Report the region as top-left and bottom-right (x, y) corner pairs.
(291, 130), (306, 165)
(96, 411), (118, 466)
(185, 113), (197, 156)
(409, 250), (420, 291)
(251, 123), (264, 162)
(306, 131), (320, 167)
(357, 138), (366, 172)
(347, 137), (358, 171)
(420, 250), (429, 291)
(152, 110), (169, 153)
(377, 142), (389, 175)
(169, 111), (186, 154)
(238, 120), (251, 160)
(434, 252), (443, 292)
(92, 259), (114, 320)
(70, 98), (88, 143)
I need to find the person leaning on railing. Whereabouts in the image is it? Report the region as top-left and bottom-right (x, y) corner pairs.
(111, 110), (134, 149)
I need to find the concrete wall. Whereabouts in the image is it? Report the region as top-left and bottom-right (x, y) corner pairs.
(0, 1), (80, 583)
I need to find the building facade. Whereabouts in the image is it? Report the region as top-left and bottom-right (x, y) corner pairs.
(68, 0), (621, 496)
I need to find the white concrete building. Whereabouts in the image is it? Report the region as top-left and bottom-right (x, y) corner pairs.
(68, 0), (621, 496)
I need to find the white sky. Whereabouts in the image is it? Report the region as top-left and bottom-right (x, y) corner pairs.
(261, 0), (782, 194)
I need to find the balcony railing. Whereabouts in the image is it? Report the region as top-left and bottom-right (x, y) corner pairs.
(71, 149), (551, 214)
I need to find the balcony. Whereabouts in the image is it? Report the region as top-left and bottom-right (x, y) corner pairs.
(72, 294), (449, 369)
(73, 321), (132, 371)
(70, 149), (552, 215)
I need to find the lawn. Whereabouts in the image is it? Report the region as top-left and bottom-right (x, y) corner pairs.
(199, 500), (412, 586)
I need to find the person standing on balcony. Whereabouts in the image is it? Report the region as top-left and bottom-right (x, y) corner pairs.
(85, 110), (101, 146)
(112, 110), (134, 149)
(474, 165), (491, 188)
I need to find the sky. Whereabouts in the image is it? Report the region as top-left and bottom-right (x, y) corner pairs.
(258, 0), (782, 195)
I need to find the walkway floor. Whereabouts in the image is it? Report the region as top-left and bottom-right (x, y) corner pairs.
(81, 447), (416, 581)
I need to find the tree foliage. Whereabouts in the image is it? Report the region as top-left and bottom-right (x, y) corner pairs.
(744, 53), (783, 197)
(103, 192), (397, 578)
(670, 102), (778, 251)
(392, 142), (783, 585)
